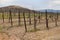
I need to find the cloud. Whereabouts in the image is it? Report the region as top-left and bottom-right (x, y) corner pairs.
(49, 0), (60, 5)
(0, 0), (17, 4)
(52, 0), (60, 4)
(48, 0), (60, 10)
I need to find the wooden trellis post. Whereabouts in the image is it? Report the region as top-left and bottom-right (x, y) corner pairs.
(6, 10), (8, 17)
(51, 13), (54, 21)
(55, 12), (58, 26)
(55, 18), (57, 26)
(9, 9), (13, 27)
(23, 11), (27, 32)
(40, 12), (43, 20)
(57, 12), (58, 20)
(2, 11), (4, 23)
(38, 12), (41, 23)
(28, 11), (31, 25)
(9, 10), (11, 23)
(14, 8), (16, 16)
(18, 10), (21, 26)
(33, 11), (37, 31)
(45, 10), (49, 29)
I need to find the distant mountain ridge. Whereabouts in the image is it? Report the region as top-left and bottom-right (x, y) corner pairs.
(39, 9), (60, 13)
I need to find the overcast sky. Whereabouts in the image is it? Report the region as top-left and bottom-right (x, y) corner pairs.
(0, 0), (60, 10)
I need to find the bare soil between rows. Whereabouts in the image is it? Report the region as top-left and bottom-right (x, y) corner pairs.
(0, 19), (60, 40)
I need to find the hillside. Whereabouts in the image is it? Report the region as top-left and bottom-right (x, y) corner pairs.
(0, 5), (31, 12)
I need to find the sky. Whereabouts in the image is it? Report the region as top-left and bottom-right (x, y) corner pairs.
(0, 0), (60, 10)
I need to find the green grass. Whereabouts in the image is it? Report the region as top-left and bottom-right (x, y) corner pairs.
(28, 29), (40, 32)
(0, 26), (3, 32)
(0, 13), (59, 19)
(0, 13), (36, 19)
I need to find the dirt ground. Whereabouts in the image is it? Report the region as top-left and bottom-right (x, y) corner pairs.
(0, 25), (60, 40)
(0, 18), (60, 40)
